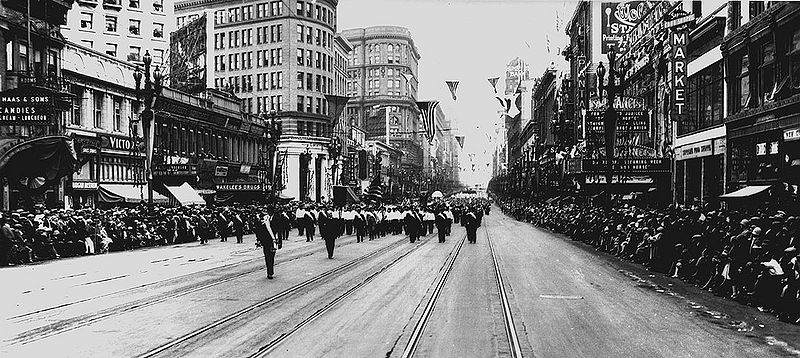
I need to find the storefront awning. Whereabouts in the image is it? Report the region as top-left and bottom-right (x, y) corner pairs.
(719, 185), (771, 199)
(164, 182), (206, 206)
(0, 136), (76, 182)
(98, 184), (168, 204)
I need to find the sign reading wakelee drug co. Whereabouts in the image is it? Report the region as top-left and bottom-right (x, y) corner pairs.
(0, 94), (54, 125)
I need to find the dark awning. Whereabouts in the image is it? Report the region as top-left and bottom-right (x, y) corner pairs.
(719, 185), (771, 199)
(0, 136), (76, 182)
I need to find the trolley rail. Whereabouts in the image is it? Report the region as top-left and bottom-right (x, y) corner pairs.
(8, 235), (366, 346)
(247, 232), (454, 358)
(400, 235), (467, 358)
(485, 225), (524, 358)
(137, 235), (417, 358)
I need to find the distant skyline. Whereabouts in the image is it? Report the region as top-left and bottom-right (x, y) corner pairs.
(338, 0), (576, 187)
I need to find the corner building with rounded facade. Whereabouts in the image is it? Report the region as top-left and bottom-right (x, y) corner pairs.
(175, 0), (340, 202)
(341, 26), (423, 175)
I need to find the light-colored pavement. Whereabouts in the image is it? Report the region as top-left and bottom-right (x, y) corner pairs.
(4, 209), (800, 358)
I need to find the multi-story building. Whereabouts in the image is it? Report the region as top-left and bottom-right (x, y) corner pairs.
(0, 0), (75, 210)
(331, 33), (352, 187)
(342, 26), (422, 181)
(61, 40), (270, 208)
(62, 0), (174, 66)
(175, 0), (341, 202)
(721, 1), (800, 205)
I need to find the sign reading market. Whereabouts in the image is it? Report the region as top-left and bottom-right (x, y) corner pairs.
(0, 93), (54, 125)
(670, 27), (688, 121)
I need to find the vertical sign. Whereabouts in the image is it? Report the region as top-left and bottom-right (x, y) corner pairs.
(601, 2), (649, 54)
(670, 28), (688, 121)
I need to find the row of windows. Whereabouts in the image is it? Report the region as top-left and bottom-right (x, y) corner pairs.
(254, 95), (283, 114)
(79, 12), (164, 39)
(214, 25), (284, 50)
(349, 43), (410, 66)
(678, 61), (723, 136)
(213, 49), (283, 72)
(296, 25), (333, 50)
(82, 0), (163, 13)
(296, 120), (329, 137)
(213, 2), (283, 25)
(175, 13), (200, 28)
(98, 157), (143, 183)
(296, 95), (329, 115)
(296, 48), (333, 72)
(67, 87), (137, 134)
(296, 71), (333, 93)
(155, 122), (264, 164)
(214, 71), (284, 93)
(296, 1), (335, 28)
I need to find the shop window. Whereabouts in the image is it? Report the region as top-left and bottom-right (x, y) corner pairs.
(759, 42), (775, 103)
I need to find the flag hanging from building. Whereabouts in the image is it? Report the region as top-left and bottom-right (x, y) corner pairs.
(364, 173), (383, 202)
(508, 85), (522, 118)
(445, 81), (459, 101)
(325, 95), (351, 128)
(488, 77), (499, 93)
(455, 135), (465, 149)
(416, 100), (440, 142)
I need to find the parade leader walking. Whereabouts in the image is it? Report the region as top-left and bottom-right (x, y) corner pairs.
(255, 209), (278, 279)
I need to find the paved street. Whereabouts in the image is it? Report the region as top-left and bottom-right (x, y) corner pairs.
(3, 208), (800, 357)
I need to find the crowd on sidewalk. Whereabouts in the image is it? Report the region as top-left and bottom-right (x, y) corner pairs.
(0, 196), (493, 267)
(500, 197), (800, 324)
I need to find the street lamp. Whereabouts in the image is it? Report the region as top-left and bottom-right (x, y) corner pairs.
(132, 50), (163, 214)
(595, 45), (626, 204)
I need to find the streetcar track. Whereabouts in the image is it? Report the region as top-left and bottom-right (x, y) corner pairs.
(6, 236), (365, 346)
(400, 234), (467, 358)
(8, 235), (362, 322)
(136, 236), (415, 358)
(485, 224), (524, 358)
(249, 233), (446, 358)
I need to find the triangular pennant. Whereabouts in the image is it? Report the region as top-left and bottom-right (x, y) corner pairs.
(455, 135), (464, 149)
(402, 73), (415, 98)
(488, 77), (499, 93)
(508, 91), (521, 118)
(445, 80), (459, 101)
(325, 94), (350, 128)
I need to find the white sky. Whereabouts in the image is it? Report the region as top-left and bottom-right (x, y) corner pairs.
(338, 0), (576, 187)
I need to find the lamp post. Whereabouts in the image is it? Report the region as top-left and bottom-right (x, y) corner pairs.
(262, 110), (282, 199)
(132, 50), (163, 214)
(596, 46), (626, 205)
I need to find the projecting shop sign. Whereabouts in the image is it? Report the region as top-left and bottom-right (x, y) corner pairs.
(670, 28), (688, 121)
(0, 94), (53, 124)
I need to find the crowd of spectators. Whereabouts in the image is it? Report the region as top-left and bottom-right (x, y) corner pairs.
(0, 203), (271, 266)
(501, 198), (800, 324)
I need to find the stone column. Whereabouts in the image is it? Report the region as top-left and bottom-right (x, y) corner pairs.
(284, 152), (300, 201)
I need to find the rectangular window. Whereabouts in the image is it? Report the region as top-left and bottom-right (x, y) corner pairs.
(128, 46), (141, 61)
(297, 25), (304, 42)
(315, 5), (321, 20)
(277, 25), (282, 41)
(306, 26), (313, 43)
(306, 96), (313, 112)
(71, 87), (83, 126)
(271, 1), (282, 16)
(297, 96), (304, 111)
(306, 50), (313, 66)
(153, 23), (164, 38)
(315, 98), (322, 114)
(81, 12), (93, 29)
(760, 42), (775, 103)
(105, 15), (117, 32)
(315, 29), (321, 46)
(113, 96), (122, 131)
(105, 43), (117, 57)
(305, 3), (312, 17)
(257, 3), (267, 18)
(220, 33), (225, 49)
(270, 49), (276, 66)
(297, 1), (304, 16)
(307, 73), (313, 90)
(277, 71), (282, 89)
(153, 0), (163, 12)
(129, 0), (139, 9)
(93, 92), (103, 128)
(129, 19), (141, 36)
(297, 48), (304, 65)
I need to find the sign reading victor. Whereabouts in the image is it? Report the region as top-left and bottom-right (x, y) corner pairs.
(601, 2), (651, 54)
(670, 27), (688, 121)
(0, 94), (54, 124)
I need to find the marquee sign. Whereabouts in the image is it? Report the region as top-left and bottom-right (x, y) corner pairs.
(601, 2), (652, 54)
(670, 27), (688, 121)
(0, 94), (54, 125)
(153, 164), (196, 177)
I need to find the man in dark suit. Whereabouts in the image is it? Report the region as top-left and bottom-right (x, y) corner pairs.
(319, 208), (338, 259)
(405, 207), (420, 243)
(254, 209), (277, 279)
(435, 210), (449, 243)
(354, 208), (366, 243)
(465, 208), (481, 244)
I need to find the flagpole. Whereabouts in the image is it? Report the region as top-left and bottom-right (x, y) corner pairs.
(385, 108), (390, 145)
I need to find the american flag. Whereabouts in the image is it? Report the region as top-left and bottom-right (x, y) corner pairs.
(416, 101), (439, 142)
(364, 174), (383, 202)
